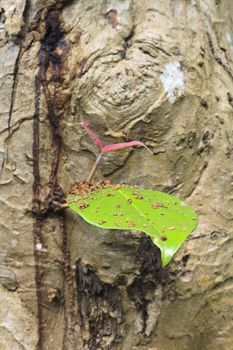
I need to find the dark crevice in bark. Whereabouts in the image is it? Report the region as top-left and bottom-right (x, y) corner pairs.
(76, 260), (123, 350)
(227, 92), (233, 109)
(138, 44), (171, 59)
(206, 31), (233, 82)
(6, 0), (31, 146)
(60, 210), (76, 349)
(7, 47), (24, 135)
(197, 1), (233, 82)
(127, 237), (166, 336)
(185, 160), (208, 199)
(75, 239), (166, 349)
(32, 15), (44, 350)
(0, 116), (33, 138)
(32, 220), (44, 350)
(122, 28), (134, 58)
(32, 4), (75, 349)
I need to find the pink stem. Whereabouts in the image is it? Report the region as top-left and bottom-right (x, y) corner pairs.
(81, 122), (105, 151)
(102, 141), (153, 154)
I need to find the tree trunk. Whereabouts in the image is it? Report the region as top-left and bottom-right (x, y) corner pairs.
(0, 0), (233, 349)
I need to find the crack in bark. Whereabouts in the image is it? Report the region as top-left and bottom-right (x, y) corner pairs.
(32, 5), (75, 349)
(7, 0), (31, 135)
(197, 0), (233, 82)
(127, 237), (165, 337)
(7, 47), (24, 135)
(185, 161), (209, 199)
(1, 327), (27, 350)
(138, 44), (171, 59)
(2, 116), (33, 138)
(76, 259), (122, 350)
(60, 211), (76, 349)
(206, 31), (233, 82)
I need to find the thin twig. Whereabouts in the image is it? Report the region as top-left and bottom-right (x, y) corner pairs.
(87, 155), (102, 183)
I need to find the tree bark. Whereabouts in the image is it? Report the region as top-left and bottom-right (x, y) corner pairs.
(0, 0), (233, 349)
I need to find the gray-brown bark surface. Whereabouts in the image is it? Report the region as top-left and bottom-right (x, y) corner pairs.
(0, 0), (233, 349)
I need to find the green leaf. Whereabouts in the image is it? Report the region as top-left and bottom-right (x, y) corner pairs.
(67, 185), (198, 266)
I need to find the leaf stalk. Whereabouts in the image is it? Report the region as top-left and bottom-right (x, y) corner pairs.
(87, 155), (102, 183)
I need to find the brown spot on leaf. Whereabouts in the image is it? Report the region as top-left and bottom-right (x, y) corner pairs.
(135, 194), (143, 199)
(127, 221), (135, 228)
(152, 202), (159, 208)
(161, 235), (167, 241)
(99, 219), (106, 225)
(115, 204), (121, 208)
(155, 202), (168, 208)
(69, 180), (111, 196)
(79, 202), (89, 209)
(127, 199), (132, 204)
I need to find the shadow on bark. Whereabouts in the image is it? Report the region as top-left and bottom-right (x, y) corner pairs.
(76, 236), (168, 349)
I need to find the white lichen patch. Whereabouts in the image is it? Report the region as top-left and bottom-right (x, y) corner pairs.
(0, 23), (5, 32)
(225, 33), (233, 52)
(36, 243), (43, 251)
(225, 32), (232, 44)
(160, 62), (185, 103)
(11, 239), (18, 247)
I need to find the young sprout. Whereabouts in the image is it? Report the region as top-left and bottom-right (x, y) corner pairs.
(81, 121), (152, 182)
(67, 123), (198, 267)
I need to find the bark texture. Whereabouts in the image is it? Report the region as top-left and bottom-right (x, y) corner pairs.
(0, 0), (233, 349)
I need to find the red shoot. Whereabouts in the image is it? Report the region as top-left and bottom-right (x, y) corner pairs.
(81, 121), (105, 151)
(81, 121), (152, 155)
